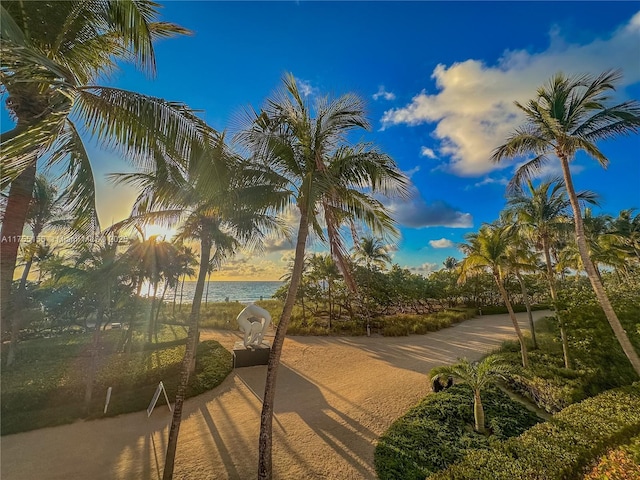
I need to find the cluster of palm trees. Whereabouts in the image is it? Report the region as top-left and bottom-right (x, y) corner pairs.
(459, 70), (640, 377)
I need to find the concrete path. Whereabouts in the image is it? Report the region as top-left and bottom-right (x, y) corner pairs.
(0, 311), (550, 480)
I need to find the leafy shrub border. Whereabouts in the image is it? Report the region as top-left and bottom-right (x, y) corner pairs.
(428, 383), (640, 480)
(1, 340), (232, 435)
(374, 384), (542, 480)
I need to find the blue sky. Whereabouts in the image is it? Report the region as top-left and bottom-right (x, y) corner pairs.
(4, 1), (640, 280)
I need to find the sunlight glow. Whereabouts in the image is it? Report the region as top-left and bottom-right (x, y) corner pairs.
(144, 224), (177, 241)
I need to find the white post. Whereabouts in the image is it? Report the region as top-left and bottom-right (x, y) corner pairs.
(104, 387), (112, 414)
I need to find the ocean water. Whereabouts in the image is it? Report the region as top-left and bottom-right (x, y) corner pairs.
(146, 280), (284, 304)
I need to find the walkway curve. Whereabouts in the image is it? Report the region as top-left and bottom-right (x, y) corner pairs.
(1, 311), (550, 480)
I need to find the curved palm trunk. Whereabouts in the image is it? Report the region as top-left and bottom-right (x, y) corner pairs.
(163, 235), (211, 480)
(559, 155), (640, 376)
(542, 238), (571, 368)
(1, 162), (37, 342)
(473, 389), (485, 433)
(494, 272), (528, 368)
(515, 271), (537, 349)
(258, 212), (310, 480)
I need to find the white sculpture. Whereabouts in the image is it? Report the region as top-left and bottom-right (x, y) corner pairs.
(236, 304), (272, 348)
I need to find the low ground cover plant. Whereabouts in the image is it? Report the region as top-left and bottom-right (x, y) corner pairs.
(428, 383), (640, 480)
(374, 384), (541, 480)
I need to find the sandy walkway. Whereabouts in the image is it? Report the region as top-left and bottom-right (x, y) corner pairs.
(1, 311), (549, 480)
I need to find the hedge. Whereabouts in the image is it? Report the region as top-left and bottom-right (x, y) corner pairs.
(428, 382), (640, 480)
(374, 384), (541, 480)
(1, 340), (232, 435)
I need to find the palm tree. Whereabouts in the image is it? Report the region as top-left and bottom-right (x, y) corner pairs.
(443, 256), (459, 271)
(429, 356), (510, 433)
(460, 223), (529, 368)
(492, 70), (640, 375)
(7, 175), (63, 365)
(49, 237), (127, 411)
(172, 244), (198, 313)
(237, 73), (409, 479)
(352, 235), (392, 271)
(500, 224), (539, 350)
(0, 1), (207, 337)
(112, 133), (283, 480)
(505, 179), (598, 367)
(307, 253), (341, 329)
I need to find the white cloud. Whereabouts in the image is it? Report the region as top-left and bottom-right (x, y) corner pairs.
(295, 78), (317, 97)
(387, 186), (473, 228)
(404, 165), (421, 178)
(381, 12), (640, 176)
(420, 146), (438, 159)
(409, 262), (439, 275)
(467, 176), (509, 189)
(373, 85), (396, 101)
(429, 238), (454, 249)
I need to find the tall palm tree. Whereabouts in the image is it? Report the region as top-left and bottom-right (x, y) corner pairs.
(460, 223), (529, 368)
(0, 1), (207, 336)
(172, 243), (198, 313)
(352, 235), (392, 270)
(307, 253), (341, 328)
(112, 133), (284, 480)
(6, 175), (62, 365)
(505, 179), (598, 367)
(492, 70), (640, 375)
(238, 73), (409, 479)
(429, 356), (510, 433)
(500, 224), (540, 350)
(49, 237), (126, 411)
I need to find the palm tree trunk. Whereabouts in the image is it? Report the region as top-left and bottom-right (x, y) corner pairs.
(542, 238), (571, 368)
(473, 389), (485, 433)
(258, 213), (310, 480)
(0, 162), (37, 341)
(163, 235), (211, 480)
(84, 306), (104, 414)
(179, 275), (185, 311)
(155, 281), (169, 328)
(494, 272), (528, 368)
(148, 280), (158, 343)
(172, 275), (180, 314)
(559, 155), (640, 376)
(516, 271), (537, 349)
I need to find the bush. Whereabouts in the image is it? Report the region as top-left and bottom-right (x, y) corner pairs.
(374, 384), (541, 480)
(428, 383), (640, 480)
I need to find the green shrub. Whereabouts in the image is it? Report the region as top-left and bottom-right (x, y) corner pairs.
(583, 434), (640, 479)
(0, 337), (232, 435)
(428, 383), (640, 480)
(374, 385), (541, 480)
